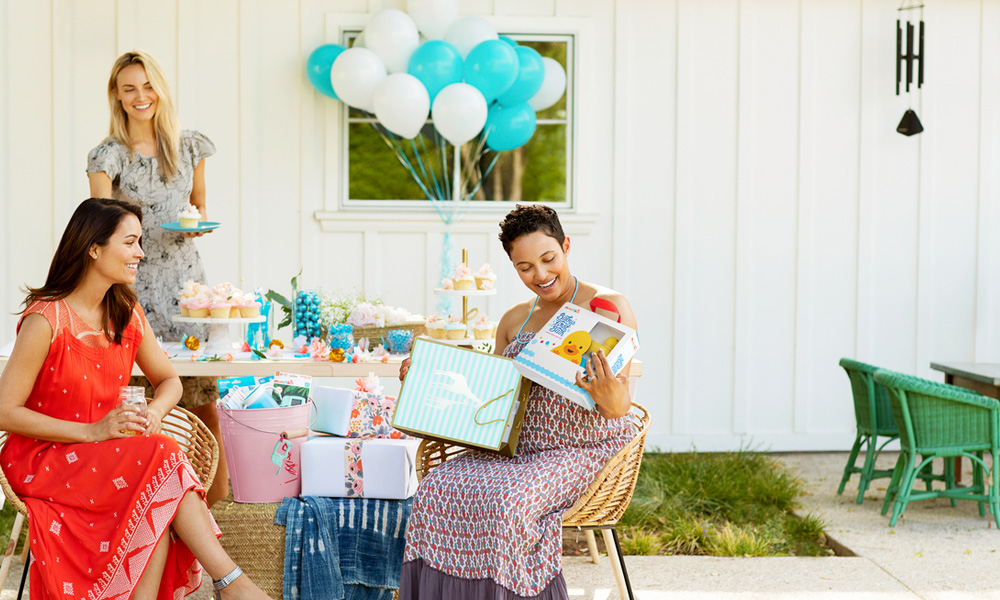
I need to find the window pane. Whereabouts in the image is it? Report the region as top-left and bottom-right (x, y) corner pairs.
(343, 34), (571, 206)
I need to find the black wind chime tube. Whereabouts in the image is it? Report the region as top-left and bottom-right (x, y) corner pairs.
(895, 3), (925, 136)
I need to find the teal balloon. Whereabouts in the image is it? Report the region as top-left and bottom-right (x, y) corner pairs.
(496, 46), (544, 105)
(463, 40), (519, 103)
(306, 44), (346, 99)
(407, 40), (463, 102)
(485, 102), (536, 151)
(499, 35), (518, 47)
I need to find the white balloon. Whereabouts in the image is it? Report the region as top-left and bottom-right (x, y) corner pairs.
(527, 57), (567, 111)
(431, 83), (488, 146)
(444, 16), (498, 59)
(364, 9), (420, 74)
(373, 73), (431, 139)
(331, 47), (387, 111)
(406, 0), (459, 40)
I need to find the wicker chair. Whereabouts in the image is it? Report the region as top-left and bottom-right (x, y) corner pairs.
(0, 405), (219, 598)
(873, 369), (1000, 527)
(838, 358), (902, 503)
(416, 402), (650, 600)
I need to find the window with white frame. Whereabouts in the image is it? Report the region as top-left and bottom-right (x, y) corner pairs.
(341, 33), (573, 208)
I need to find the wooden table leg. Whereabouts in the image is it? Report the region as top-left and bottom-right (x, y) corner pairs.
(944, 374), (963, 484)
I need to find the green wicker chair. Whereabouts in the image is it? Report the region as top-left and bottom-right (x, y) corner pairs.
(838, 358), (905, 503)
(873, 369), (1000, 527)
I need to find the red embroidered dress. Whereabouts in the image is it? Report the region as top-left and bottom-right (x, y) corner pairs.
(0, 300), (213, 600)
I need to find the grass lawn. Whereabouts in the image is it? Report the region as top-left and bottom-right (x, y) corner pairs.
(617, 451), (831, 556)
(1, 500), (26, 557)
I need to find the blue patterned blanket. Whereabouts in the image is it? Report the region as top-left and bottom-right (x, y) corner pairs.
(275, 496), (413, 600)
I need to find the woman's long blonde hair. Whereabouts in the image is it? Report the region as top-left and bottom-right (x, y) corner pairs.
(106, 50), (180, 180)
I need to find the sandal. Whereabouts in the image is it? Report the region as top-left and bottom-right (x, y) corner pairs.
(213, 566), (244, 599)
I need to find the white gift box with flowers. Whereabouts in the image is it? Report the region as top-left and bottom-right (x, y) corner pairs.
(300, 437), (420, 499)
(301, 374), (419, 499)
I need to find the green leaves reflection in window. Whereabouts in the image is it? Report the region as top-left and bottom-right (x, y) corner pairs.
(344, 35), (572, 206)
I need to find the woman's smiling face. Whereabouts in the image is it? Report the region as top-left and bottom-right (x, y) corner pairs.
(115, 64), (158, 123)
(92, 214), (144, 285)
(508, 230), (572, 301)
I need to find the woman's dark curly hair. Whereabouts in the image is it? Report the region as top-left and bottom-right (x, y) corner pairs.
(498, 204), (566, 256)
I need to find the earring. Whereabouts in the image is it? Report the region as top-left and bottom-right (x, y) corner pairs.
(90, 252), (97, 259)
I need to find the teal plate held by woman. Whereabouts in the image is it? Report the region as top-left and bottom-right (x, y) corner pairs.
(161, 221), (221, 233)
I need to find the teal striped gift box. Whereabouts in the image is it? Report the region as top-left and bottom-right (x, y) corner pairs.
(391, 339), (530, 456)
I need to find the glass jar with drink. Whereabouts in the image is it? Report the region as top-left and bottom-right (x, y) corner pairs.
(118, 386), (147, 436)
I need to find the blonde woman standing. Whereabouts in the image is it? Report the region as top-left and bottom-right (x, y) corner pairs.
(87, 50), (228, 505)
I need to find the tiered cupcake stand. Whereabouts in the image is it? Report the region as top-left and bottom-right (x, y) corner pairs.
(428, 249), (496, 348)
(172, 315), (265, 356)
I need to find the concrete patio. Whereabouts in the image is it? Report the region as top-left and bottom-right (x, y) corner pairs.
(4, 451), (997, 599)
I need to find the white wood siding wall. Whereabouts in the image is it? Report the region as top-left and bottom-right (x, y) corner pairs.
(1, 0), (998, 451)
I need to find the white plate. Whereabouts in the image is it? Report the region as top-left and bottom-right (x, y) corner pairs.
(171, 315), (266, 324)
(433, 288), (497, 296)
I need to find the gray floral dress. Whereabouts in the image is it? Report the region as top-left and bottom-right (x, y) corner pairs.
(87, 131), (217, 407)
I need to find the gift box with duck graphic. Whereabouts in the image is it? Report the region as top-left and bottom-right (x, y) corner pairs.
(512, 301), (639, 411)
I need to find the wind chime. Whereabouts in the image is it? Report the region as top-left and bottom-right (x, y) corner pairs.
(896, 2), (925, 136)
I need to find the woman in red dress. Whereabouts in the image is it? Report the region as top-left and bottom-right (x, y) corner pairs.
(0, 198), (272, 599)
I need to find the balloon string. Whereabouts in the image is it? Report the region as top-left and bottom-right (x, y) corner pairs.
(465, 153), (500, 201)
(368, 121), (438, 205)
(410, 136), (441, 201)
(417, 132), (445, 201)
(438, 131), (451, 201)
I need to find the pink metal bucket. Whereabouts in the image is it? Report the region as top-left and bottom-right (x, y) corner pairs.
(217, 402), (312, 503)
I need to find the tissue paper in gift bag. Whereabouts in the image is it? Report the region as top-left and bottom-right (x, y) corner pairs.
(391, 338), (530, 456)
(300, 437), (420, 499)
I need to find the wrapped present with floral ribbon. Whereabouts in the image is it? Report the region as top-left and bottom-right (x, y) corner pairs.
(300, 437), (420, 499)
(347, 373), (411, 440)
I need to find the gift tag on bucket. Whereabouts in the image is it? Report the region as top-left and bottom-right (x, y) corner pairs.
(271, 434), (292, 476)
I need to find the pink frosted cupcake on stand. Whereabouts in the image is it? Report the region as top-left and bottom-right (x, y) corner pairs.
(452, 263), (475, 290)
(187, 298), (210, 318)
(474, 264), (497, 290)
(239, 291), (261, 318)
(472, 315), (493, 340)
(209, 299), (231, 319)
(425, 314), (447, 339)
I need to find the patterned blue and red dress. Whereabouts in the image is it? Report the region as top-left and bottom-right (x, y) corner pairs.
(399, 332), (632, 598)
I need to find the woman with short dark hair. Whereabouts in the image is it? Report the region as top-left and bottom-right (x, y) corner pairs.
(399, 204), (638, 598)
(0, 198), (272, 599)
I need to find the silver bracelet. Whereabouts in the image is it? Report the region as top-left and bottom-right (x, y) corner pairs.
(213, 566), (243, 591)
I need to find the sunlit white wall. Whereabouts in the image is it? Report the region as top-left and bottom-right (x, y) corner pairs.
(1, 0), (998, 451)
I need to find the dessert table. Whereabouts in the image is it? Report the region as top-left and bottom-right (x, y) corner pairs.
(0, 343), (643, 381)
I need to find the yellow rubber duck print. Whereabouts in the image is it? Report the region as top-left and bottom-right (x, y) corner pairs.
(552, 330), (592, 365)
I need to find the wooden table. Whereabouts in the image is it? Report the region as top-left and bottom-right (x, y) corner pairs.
(929, 362), (1000, 483)
(929, 362), (1000, 399)
(0, 354), (642, 381)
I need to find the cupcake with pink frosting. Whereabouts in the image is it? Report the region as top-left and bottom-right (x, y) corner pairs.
(209, 299), (231, 319)
(238, 290), (261, 318)
(452, 263), (475, 290)
(425, 313), (447, 339)
(474, 264), (497, 290)
(178, 204), (202, 229)
(187, 298), (210, 318)
(472, 315), (493, 339)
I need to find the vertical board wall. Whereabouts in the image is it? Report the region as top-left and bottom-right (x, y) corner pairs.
(1, 0), (998, 451)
